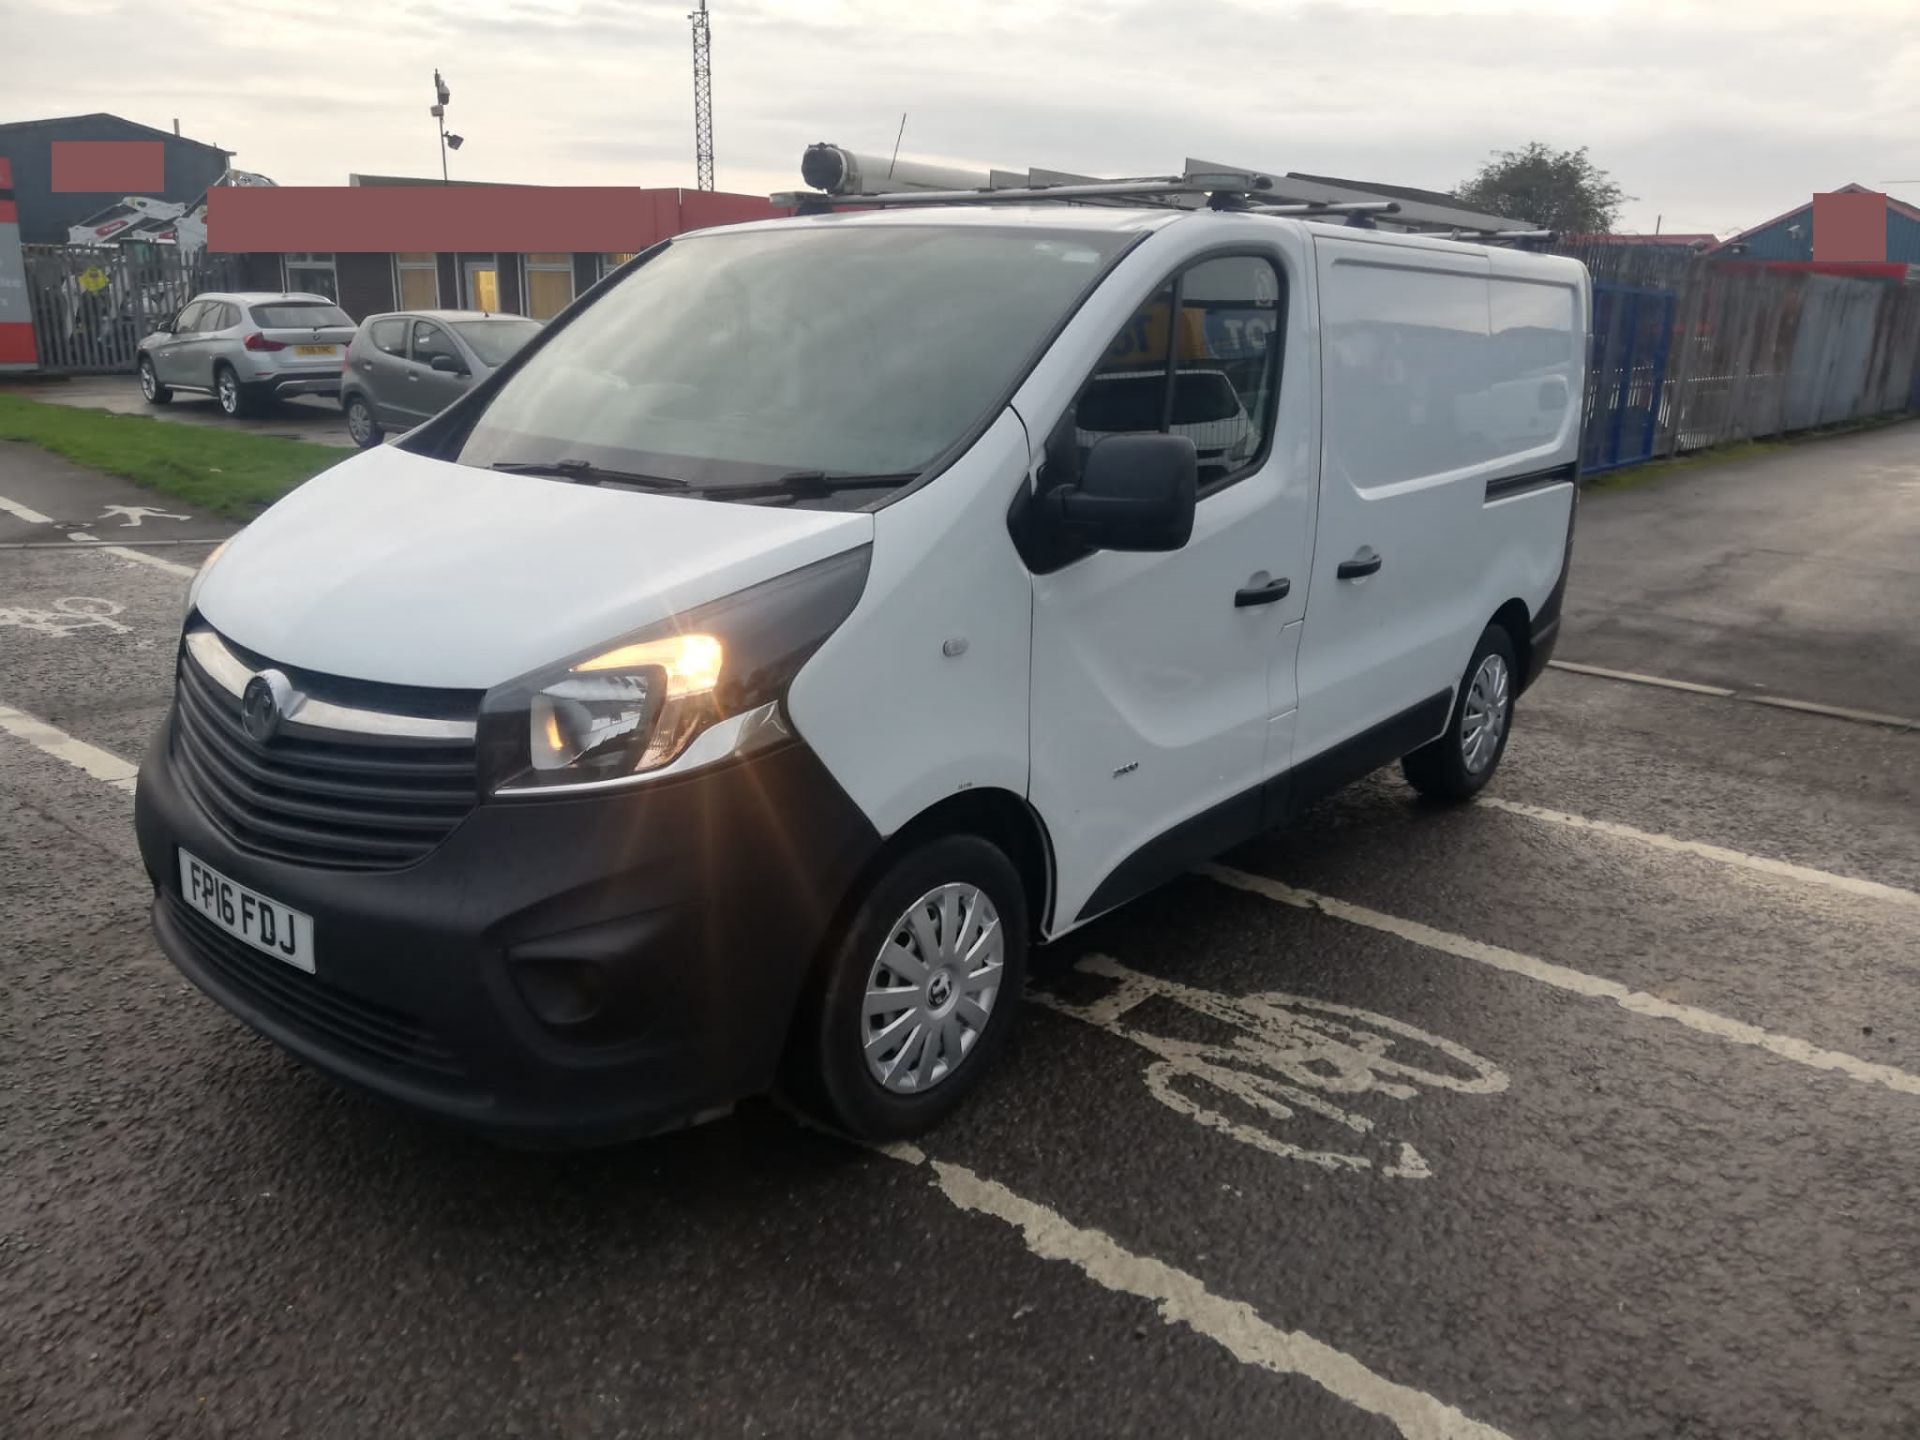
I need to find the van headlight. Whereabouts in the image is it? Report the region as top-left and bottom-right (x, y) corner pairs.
(479, 546), (870, 795)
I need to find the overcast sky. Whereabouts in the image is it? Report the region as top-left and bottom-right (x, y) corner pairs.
(5, 0), (1918, 235)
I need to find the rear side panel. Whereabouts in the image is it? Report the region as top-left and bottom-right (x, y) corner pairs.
(1293, 235), (1584, 768)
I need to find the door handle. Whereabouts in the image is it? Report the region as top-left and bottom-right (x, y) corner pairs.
(1234, 575), (1292, 607)
(1336, 551), (1383, 580)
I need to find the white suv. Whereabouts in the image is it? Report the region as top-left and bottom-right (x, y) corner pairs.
(137, 292), (357, 418)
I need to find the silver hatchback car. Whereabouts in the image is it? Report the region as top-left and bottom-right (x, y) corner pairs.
(338, 310), (542, 448)
(138, 292), (357, 418)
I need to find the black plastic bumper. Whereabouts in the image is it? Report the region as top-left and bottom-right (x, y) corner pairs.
(135, 710), (879, 1143)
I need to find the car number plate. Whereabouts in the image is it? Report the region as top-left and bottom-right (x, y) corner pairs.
(178, 850), (315, 973)
(294, 344), (336, 356)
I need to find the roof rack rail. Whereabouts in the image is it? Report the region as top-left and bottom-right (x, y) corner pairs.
(1230, 199), (1402, 218)
(772, 168), (1275, 212)
(1412, 227), (1558, 246)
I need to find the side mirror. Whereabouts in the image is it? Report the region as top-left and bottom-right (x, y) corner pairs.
(429, 352), (467, 375)
(1046, 434), (1197, 552)
(153, 313), (176, 335)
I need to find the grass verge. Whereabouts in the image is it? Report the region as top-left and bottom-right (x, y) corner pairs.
(0, 395), (344, 518)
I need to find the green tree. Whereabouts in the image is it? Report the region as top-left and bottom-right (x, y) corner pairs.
(1455, 143), (1629, 234)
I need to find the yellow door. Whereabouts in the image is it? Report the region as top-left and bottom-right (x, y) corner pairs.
(464, 261), (499, 312)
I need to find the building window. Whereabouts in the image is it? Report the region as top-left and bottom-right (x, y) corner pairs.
(524, 253), (574, 321)
(393, 252), (439, 310)
(600, 253), (638, 279)
(283, 252), (338, 302)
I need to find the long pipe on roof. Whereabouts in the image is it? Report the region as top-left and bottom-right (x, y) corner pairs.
(801, 144), (994, 196)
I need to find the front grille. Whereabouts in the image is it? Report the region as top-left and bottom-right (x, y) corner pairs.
(167, 893), (470, 1086)
(171, 642), (479, 872)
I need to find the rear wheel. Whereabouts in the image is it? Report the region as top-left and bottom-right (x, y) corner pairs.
(138, 357), (172, 405)
(1402, 623), (1517, 802)
(214, 364), (261, 418)
(344, 393), (383, 448)
(799, 834), (1029, 1141)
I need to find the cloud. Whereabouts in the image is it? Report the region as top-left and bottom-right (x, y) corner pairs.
(3, 0), (1917, 231)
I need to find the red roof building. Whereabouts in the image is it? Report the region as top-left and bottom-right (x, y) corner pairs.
(206, 183), (787, 320)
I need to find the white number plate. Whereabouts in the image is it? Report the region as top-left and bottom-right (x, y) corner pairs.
(178, 850), (315, 973)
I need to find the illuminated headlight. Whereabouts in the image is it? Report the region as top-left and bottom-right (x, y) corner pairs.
(480, 548), (870, 795)
(528, 635), (722, 775)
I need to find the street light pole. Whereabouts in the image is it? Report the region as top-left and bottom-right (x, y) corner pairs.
(430, 69), (452, 184)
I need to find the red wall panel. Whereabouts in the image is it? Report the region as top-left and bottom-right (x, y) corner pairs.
(1812, 191), (1886, 263)
(207, 186), (787, 254)
(50, 141), (166, 194)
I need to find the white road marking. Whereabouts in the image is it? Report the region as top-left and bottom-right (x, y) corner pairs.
(1547, 660), (1733, 696)
(0, 494), (57, 525)
(1547, 659), (1918, 731)
(1034, 955), (1506, 1179)
(0, 491), (201, 576)
(877, 1142), (1512, 1440)
(1745, 694), (1918, 731)
(64, 529), (198, 578)
(1203, 864), (1920, 1099)
(0, 701), (139, 792)
(98, 504), (191, 528)
(0, 596), (131, 637)
(1480, 796), (1920, 910)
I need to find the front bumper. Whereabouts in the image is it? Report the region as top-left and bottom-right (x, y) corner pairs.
(134, 710), (879, 1143)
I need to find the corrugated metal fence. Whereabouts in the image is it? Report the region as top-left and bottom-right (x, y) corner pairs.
(1555, 241), (1920, 473)
(21, 244), (239, 375)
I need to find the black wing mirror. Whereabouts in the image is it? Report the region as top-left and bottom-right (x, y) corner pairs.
(429, 352), (468, 375)
(1045, 433), (1197, 552)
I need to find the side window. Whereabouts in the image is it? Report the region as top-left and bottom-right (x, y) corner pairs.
(173, 301), (206, 333)
(411, 321), (454, 365)
(211, 302), (239, 331)
(370, 318), (407, 356)
(1071, 280), (1175, 461)
(1067, 255), (1285, 493)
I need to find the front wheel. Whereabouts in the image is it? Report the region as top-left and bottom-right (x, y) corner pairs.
(138, 357), (172, 405)
(344, 394), (383, 448)
(1402, 623), (1517, 802)
(799, 834), (1029, 1141)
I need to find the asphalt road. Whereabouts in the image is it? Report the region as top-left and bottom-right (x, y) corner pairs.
(2, 427), (1917, 1438)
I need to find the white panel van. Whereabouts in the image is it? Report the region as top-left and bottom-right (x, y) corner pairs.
(135, 203), (1587, 1143)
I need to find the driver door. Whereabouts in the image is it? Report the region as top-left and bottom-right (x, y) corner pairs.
(1028, 245), (1315, 928)
(398, 319), (468, 424)
(152, 300), (203, 385)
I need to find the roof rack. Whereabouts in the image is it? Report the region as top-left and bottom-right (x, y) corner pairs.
(775, 146), (1547, 242)
(773, 169), (1278, 211)
(774, 177), (1410, 225)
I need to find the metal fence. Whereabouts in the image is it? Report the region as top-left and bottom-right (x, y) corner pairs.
(20, 243), (239, 375)
(1555, 240), (1920, 473)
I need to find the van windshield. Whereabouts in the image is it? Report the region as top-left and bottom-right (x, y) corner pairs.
(450, 225), (1131, 496)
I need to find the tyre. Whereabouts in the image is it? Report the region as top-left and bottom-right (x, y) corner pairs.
(138, 357), (172, 405)
(799, 834), (1029, 1141)
(214, 364), (261, 418)
(1402, 622), (1518, 802)
(344, 393), (383, 448)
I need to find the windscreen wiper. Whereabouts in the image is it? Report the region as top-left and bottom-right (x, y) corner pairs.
(717, 470), (919, 499)
(490, 459), (688, 491)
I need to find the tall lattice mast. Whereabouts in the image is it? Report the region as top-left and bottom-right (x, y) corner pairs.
(690, 1), (715, 191)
